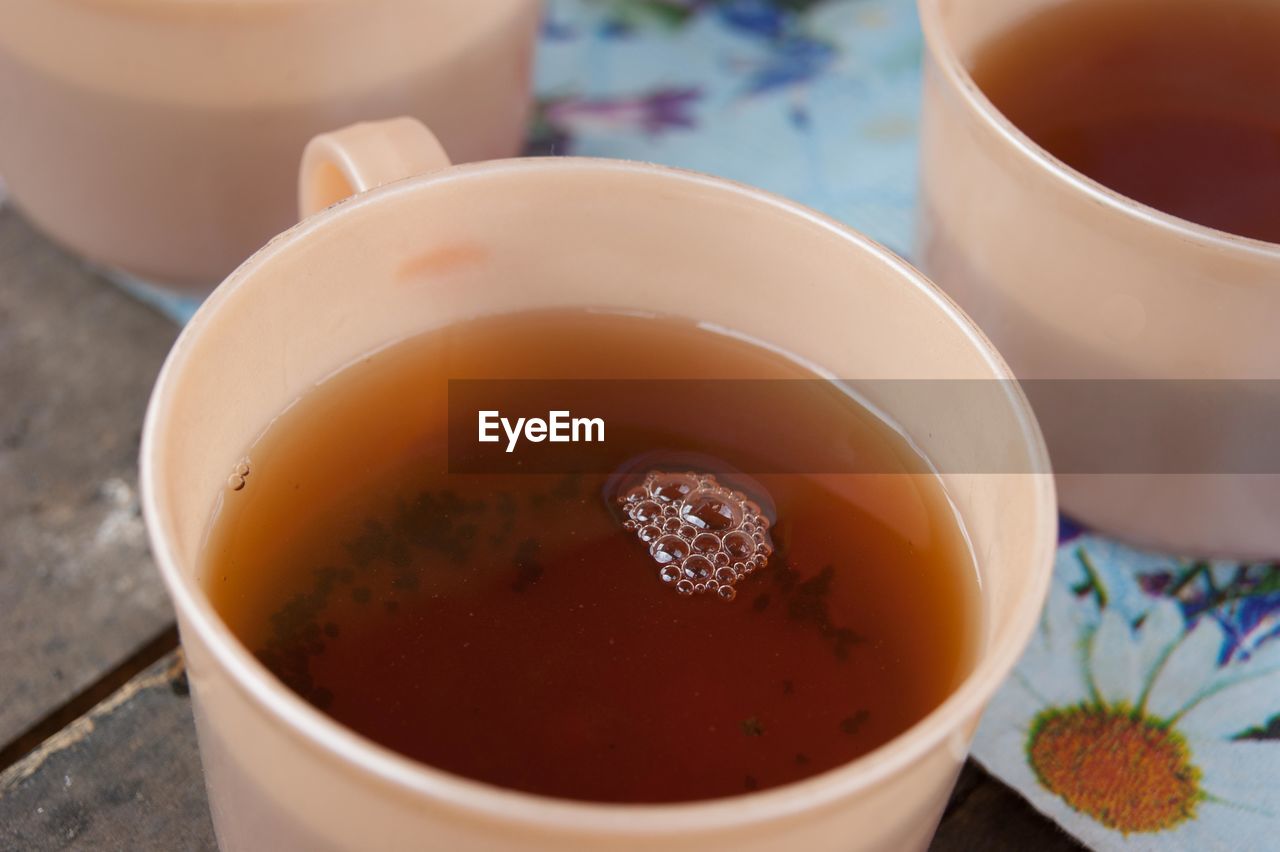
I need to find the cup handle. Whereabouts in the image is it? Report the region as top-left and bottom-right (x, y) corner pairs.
(298, 117), (453, 220)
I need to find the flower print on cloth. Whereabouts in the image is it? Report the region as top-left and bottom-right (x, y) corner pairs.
(536, 0), (925, 257)
(974, 533), (1280, 851)
(1138, 561), (1280, 668)
(526, 88), (703, 155)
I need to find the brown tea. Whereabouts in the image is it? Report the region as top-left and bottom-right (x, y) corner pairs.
(202, 310), (979, 803)
(970, 0), (1280, 243)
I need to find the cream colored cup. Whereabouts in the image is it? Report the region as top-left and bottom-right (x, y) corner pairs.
(917, 0), (1280, 558)
(0, 0), (540, 292)
(141, 118), (1056, 852)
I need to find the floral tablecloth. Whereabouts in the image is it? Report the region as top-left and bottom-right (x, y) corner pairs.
(81, 1), (1280, 848)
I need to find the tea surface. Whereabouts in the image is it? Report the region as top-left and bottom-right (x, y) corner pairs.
(203, 310), (979, 803)
(971, 0), (1280, 243)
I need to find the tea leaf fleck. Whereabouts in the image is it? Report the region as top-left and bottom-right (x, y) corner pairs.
(840, 710), (870, 735)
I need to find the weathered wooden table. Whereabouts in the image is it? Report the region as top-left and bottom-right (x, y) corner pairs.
(0, 207), (1084, 850)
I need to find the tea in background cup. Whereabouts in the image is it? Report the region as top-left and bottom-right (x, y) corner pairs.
(917, 0), (1280, 557)
(141, 119), (1056, 851)
(0, 0), (540, 292)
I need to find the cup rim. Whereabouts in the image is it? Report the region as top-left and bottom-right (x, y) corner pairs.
(916, 0), (1280, 259)
(141, 156), (1057, 835)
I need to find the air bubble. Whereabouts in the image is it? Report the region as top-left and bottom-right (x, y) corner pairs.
(682, 554), (714, 581)
(680, 491), (742, 531)
(692, 533), (720, 554)
(227, 474), (246, 491)
(651, 535), (689, 564)
(635, 500), (661, 523)
(653, 474), (697, 503)
(722, 530), (755, 560)
(614, 466), (775, 604)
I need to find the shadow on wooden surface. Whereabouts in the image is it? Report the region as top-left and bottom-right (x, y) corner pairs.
(0, 653), (214, 851)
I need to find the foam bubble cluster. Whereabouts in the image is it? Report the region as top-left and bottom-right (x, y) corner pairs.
(617, 471), (773, 602)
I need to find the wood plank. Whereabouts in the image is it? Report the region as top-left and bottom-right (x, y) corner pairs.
(0, 652), (215, 851)
(0, 208), (179, 746)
